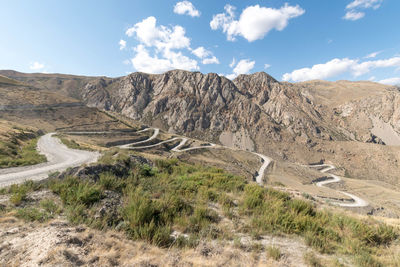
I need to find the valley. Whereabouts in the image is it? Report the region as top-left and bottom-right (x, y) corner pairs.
(1, 70), (400, 266)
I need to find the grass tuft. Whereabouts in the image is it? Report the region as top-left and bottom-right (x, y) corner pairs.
(267, 246), (282, 261)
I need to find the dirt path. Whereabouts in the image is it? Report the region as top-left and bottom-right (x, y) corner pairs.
(2, 128), (366, 208)
(0, 133), (100, 187)
(117, 128), (271, 186)
(307, 164), (369, 207)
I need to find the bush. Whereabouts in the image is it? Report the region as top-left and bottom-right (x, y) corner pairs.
(354, 252), (382, 267)
(140, 164), (157, 176)
(267, 246), (282, 261)
(187, 206), (219, 233)
(16, 207), (50, 222)
(10, 190), (27, 206)
(50, 177), (103, 207)
(40, 199), (61, 215)
(48, 177), (103, 225)
(122, 188), (172, 246)
(155, 158), (178, 174)
(303, 252), (323, 267)
(242, 184), (265, 210)
(0, 137), (46, 168)
(42, 156), (398, 264)
(304, 231), (334, 253)
(8, 180), (43, 205)
(99, 172), (125, 192)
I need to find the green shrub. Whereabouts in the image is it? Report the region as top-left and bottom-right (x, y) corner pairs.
(242, 184), (265, 210)
(0, 137), (46, 168)
(50, 177), (102, 207)
(65, 203), (88, 224)
(354, 252), (382, 267)
(16, 207), (50, 222)
(10, 190), (27, 206)
(41, 156), (398, 263)
(122, 188), (172, 246)
(267, 246), (282, 261)
(140, 164), (157, 176)
(40, 199), (61, 215)
(156, 194), (192, 223)
(303, 252), (323, 267)
(99, 172), (125, 192)
(187, 206), (219, 233)
(155, 158), (178, 174)
(304, 231), (334, 253)
(8, 180), (43, 205)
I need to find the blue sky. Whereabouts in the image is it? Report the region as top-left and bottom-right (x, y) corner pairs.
(1, 0), (400, 84)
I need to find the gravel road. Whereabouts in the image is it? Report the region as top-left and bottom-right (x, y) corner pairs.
(0, 133), (100, 187)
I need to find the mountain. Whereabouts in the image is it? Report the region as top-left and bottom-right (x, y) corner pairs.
(79, 70), (348, 146)
(2, 69), (400, 184)
(2, 69), (400, 265)
(0, 71), (129, 132)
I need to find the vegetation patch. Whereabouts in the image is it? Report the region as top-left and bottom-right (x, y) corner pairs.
(0, 135), (46, 168)
(8, 181), (42, 206)
(55, 134), (94, 151)
(241, 183), (397, 263)
(267, 246), (282, 261)
(3, 154), (397, 265)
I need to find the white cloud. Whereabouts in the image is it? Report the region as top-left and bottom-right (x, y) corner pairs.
(264, 64), (271, 69)
(126, 16), (190, 51)
(378, 77), (400, 85)
(131, 45), (198, 74)
(353, 57), (400, 76)
(174, 1), (200, 17)
(192, 47), (211, 58)
(29, 62), (45, 71)
(364, 51), (382, 59)
(343, 11), (365, 21)
(229, 58), (236, 68)
(210, 3), (305, 42)
(282, 56), (400, 82)
(191, 46), (219, 64)
(202, 56), (219, 65)
(226, 59), (255, 80)
(125, 16), (207, 73)
(346, 0), (383, 10)
(283, 58), (357, 82)
(344, 0), (383, 20)
(119, 39), (127, 50)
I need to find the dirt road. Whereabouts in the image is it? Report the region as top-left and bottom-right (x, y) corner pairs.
(0, 133), (100, 187)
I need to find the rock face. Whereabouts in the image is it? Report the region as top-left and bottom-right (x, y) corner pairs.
(3, 69), (400, 153)
(78, 70), (348, 151)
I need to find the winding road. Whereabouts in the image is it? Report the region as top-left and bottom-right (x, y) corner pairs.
(306, 164), (369, 207)
(117, 128), (271, 185)
(0, 128), (367, 208)
(0, 133), (100, 187)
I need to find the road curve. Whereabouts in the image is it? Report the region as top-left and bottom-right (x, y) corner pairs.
(117, 128), (271, 185)
(252, 152), (272, 185)
(307, 164), (369, 207)
(118, 128), (160, 149)
(0, 133), (100, 187)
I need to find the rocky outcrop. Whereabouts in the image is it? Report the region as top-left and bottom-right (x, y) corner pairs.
(3, 69), (400, 154)
(78, 70), (346, 152)
(57, 155), (152, 181)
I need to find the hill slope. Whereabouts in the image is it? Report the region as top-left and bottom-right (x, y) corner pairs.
(2, 70), (400, 185)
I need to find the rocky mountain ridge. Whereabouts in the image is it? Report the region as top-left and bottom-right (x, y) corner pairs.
(2, 69), (400, 161)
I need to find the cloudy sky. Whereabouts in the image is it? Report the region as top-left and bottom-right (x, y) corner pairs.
(1, 0), (400, 84)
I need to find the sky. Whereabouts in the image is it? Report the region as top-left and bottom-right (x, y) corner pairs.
(1, 0), (400, 84)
